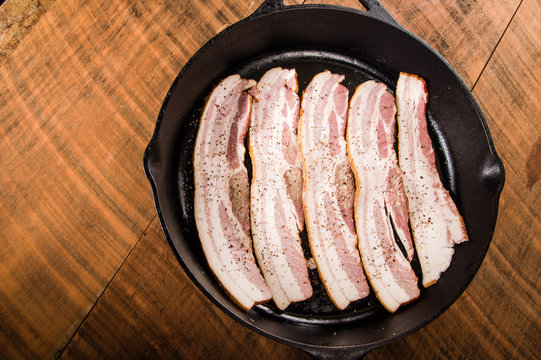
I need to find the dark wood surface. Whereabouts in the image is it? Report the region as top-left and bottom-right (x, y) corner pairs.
(0, 0), (539, 359)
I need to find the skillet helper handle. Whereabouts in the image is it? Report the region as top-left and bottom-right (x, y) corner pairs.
(251, 0), (286, 17)
(481, 153), (505, 193)
(302, 346), (370, 360)
(252, 0), (400, 28)
(358, 0), (400, 27)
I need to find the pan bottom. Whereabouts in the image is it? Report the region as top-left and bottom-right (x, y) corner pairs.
(234, 49), (396, 97)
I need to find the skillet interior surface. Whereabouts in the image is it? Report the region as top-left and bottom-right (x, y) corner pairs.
(144, 5), (504, 350)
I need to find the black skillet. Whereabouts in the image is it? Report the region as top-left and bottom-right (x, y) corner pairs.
(143, 0), (505, 358)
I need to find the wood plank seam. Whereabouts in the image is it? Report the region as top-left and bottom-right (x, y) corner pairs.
(471, 0), (523, 91)
(53, 214), (158, 359)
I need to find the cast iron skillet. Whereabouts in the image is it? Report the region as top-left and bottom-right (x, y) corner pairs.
(143, 0), (505, 358)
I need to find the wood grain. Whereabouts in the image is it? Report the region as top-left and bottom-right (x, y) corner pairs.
(0, 0), (261, 357)
(468, 0), (540, 356)
(380, 0), (520, 87)
(304, 0), (520, 86)
(0, 0), (56, 65)
(0, 0), (538, 358)
(61, 218), (311, 359)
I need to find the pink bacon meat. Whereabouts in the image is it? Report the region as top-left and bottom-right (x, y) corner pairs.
(299, 71), (369, 310)
(193, 74), (271, 311)
(347, 80), (420, 312)
(249, 67), (312, 310)
(396, 73), (468, 287)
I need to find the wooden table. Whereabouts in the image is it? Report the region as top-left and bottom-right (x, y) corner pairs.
(0, 0), (539, 358)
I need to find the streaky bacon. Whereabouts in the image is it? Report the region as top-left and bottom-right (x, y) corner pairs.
(299, 71), (370, 310)
(396, 72), (468, 287)
(249, 67), (313, 310)
(193, 74), (271, 311)
(347, 80), (420, 312)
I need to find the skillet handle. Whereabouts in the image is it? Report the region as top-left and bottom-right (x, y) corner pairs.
(302, 346), (371, 360)
(358, 0), (400, 27)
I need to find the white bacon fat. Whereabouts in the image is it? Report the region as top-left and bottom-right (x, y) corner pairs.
(194, 74), (271, 311)
(396, 72), (469, 287)
(347, 80), (420, 312)
(249, 67), (313, 310)
(299, 71), (370, 310)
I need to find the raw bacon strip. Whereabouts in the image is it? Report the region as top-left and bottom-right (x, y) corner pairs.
(347, 80), (420, 312)
(396, 72), (468, 287)
(194, 74), (271, 311)
(299, 71), (370, 310)
(249, 67), (312, 310)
